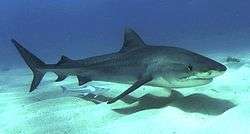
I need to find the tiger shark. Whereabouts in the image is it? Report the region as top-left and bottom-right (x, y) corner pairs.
(12, 28), (227, 104)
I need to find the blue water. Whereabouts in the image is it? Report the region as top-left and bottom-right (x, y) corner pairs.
(1, 1), (250, 133)
(1, 0), (250, 68)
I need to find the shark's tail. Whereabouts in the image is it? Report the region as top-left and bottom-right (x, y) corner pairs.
(11, 39), (47, 92)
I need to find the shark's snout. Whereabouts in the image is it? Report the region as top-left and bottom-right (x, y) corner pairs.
(217, 63), (227, 72)
(210, 62), (227, 76)
(196, 62), (227, 79)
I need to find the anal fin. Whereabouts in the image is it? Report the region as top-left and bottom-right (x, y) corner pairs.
(77, 75), (91, 86)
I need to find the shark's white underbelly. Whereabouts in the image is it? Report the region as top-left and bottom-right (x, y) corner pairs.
(91, 72), (213, 89)
(149, 77), (213, 88)
(148, 77), (171, 87)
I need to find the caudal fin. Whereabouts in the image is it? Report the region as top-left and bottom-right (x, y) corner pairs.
(11, 39), (46, 92)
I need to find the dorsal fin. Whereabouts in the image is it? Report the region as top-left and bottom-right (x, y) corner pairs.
(119, 28), (146, 53)
(57, 55), (73, 65)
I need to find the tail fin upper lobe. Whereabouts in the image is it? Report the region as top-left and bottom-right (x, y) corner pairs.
(11, 39), (46, 92)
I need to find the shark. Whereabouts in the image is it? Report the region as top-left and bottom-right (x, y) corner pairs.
(12, 28), (227, 104)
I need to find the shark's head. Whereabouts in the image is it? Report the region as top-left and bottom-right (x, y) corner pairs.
(159, 47), (227, 88)
(120, 28), (226, 88)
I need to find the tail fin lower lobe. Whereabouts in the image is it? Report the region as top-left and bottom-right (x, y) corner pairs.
(11, 39), (46, 92)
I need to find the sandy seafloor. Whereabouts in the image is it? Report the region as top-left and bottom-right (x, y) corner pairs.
(1, 52), (250, 134)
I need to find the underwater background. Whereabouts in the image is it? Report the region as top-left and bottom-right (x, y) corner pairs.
(1, 0), (250, 67)
(1, 0), (250, 134)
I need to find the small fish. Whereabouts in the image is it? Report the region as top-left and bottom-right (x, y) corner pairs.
(61, 85), (110, 96)
(61, 85), (111, 104)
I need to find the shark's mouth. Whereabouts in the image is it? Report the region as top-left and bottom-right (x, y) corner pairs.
(180, 70), (223, 82)
(180, 75), (213, 82)
(171, 76), (213, 88)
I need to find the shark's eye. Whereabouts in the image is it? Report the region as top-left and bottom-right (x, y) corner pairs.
(187, 65), (193, 71)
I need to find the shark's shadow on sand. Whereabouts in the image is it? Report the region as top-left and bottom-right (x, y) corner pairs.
(78, 90), (236, 115)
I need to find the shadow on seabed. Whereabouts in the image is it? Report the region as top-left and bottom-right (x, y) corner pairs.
(77, 90), (236, 115)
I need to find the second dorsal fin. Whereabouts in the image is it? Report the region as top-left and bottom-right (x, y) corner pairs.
(57, 55), (73, 65)
(119, 28), (146, 53)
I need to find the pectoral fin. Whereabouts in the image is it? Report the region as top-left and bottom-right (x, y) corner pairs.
(107, 76), (153, 104)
